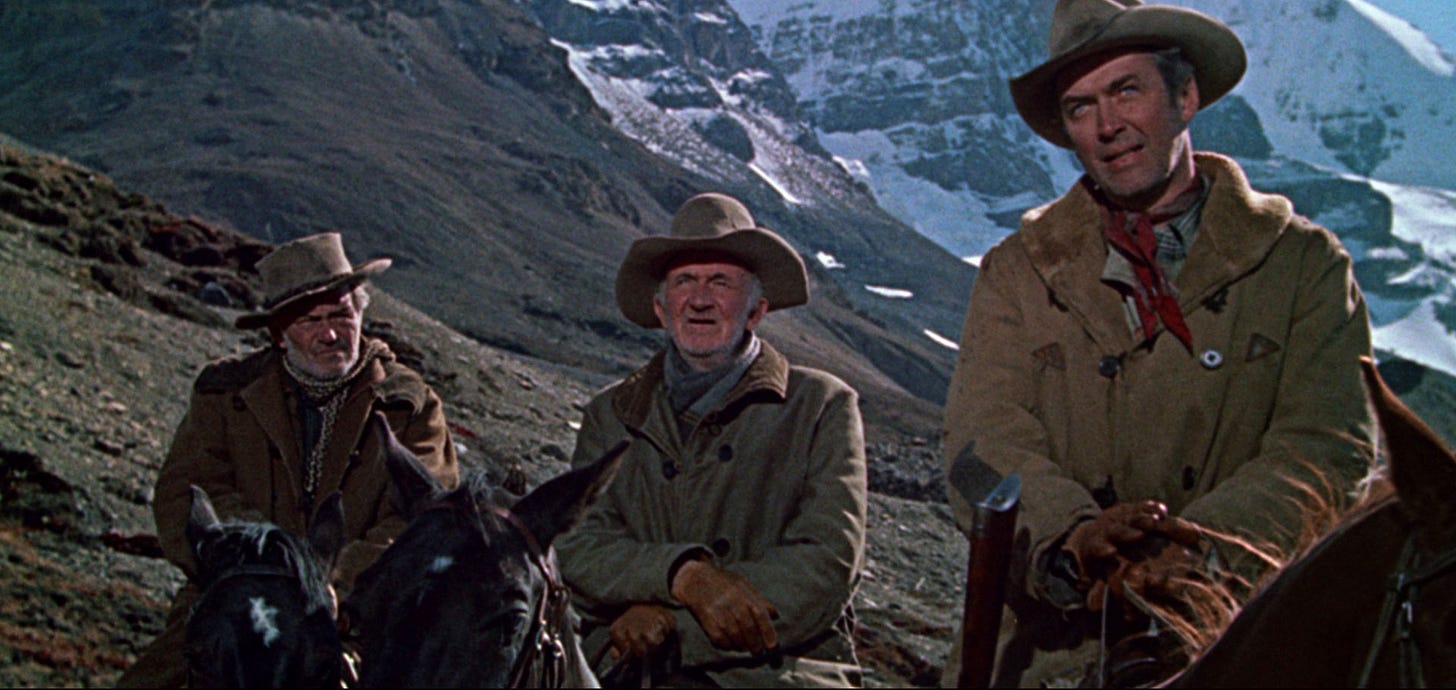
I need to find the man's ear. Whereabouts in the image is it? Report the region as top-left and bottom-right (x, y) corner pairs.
(1179, 76), (1200, 124)
(744, 297), (769, 331)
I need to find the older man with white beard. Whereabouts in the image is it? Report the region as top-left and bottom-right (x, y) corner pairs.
(119, 232), (458, 687)
(557, 193), (869, 688)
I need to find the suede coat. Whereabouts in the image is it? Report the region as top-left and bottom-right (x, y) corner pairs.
(558, 341), (868, 688)
(120, 340), (458, 688)
(941, 153), (1375, 688)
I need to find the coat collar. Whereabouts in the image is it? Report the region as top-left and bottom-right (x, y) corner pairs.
(611, 338), (790, 430)
(237, 342), (392, 512)
(1019, 152), (1293, 347)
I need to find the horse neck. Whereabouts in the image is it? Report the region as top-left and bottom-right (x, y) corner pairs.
(1174, 496), (1410, 687)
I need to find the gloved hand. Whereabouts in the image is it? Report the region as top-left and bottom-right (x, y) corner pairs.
(609, 603), (677, 659)
(1064, 500), (1202, 611)
(670, 558), (779, 654)
(1085, 536), (1203, 616)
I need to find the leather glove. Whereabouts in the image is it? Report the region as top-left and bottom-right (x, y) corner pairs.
(1085, 536), (1202, 616)
(1065, 500), (1202, 609)
(609, 603), (677, 659)
(670, 558), (779, 654)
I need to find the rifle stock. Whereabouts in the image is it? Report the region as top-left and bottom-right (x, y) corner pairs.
(957, 473), (1020, 688)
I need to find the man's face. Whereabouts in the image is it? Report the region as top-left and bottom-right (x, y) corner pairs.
(1057, 51), (1199, 210)
(280, 291), (362, 380)
(653, 261), (768, 371)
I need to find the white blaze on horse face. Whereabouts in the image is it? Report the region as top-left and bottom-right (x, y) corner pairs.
(428, 555), (454, 574)
(249, 596), (281, 648)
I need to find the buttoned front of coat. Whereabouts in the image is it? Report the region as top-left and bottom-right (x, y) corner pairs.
(153, 340), (459, 593)
(941, 153), (1376, 687)
(558, 341), (868, 687)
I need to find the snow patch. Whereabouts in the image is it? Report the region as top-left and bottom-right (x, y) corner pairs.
(865, 285), (913, 299)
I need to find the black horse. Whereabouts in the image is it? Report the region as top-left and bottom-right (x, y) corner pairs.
(344, 412), (625, 687)
(184, 484), (345, 687)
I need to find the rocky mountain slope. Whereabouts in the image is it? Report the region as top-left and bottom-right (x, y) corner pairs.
(0, 0), (970, 419)
(0, 140), (965, 687)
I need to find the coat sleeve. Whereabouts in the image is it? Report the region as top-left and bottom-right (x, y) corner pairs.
(674, 382), (868, 667)
(334, 385), (459, 595)
(942, 242), (1100, 605)
(153, 389), (258, 579)
(1179, 227), (1375, 562)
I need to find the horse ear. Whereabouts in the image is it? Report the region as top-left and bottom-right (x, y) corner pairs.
(187, 484), (221, 558)
(512, 440), (628, 548)
(1361, 357), (1456, 547)
(371, 410), (442, 519)
(309, 491), (346, 569)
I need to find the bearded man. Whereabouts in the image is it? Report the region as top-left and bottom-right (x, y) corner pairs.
(557, 192), (868, 687)
(119, 232), (459, 687)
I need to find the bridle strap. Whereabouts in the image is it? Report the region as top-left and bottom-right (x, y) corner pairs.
(495, 508), (572, 689)
(1358, 531), (1456, 687)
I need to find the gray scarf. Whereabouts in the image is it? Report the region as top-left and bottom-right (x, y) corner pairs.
(663, 332), (761, 419)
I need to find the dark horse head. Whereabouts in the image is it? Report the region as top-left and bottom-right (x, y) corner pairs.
(344, 411), (625, 688)
(184, 485), (345, 688)
(1166, 357), (1456, 686)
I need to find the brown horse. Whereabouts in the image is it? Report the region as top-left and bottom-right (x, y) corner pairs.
(1167, 357), (1456, 686)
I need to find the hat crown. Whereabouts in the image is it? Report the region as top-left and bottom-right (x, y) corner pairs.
(256, 233), (356, 307)
(668, 193), (758, 241)
(1049, 0), (1143, 55)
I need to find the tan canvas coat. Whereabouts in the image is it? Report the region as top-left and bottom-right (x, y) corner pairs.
(942, 153), (1375, 687)
(121, 340), (458, 688)
(558, 341), (868, 688)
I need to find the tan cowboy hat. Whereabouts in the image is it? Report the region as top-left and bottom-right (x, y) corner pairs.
(235, 232), (391, 329)
(1009, 0), (1247, 148)
(615, 192), (809, 329)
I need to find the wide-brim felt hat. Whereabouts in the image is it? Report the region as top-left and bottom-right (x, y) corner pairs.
(1010, 0), (1247, 149)
(235, 232), (390, 329)
(616, 192), (808, 329)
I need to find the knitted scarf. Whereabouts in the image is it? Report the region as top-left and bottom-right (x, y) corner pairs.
(282, 338), (386, 506)
(663, 332), (761, 419)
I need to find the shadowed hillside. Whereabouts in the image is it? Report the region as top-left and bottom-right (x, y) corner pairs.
(0, 0), (971, 431)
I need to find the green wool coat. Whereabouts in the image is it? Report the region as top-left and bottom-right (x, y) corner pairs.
(558, 341), (868, 688)
(941, 153), (1376, 687)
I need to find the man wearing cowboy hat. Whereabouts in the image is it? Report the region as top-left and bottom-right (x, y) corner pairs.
(941, 0), (1374, 685)
(556, 192), (868, 687)
(119, 232), (459, 687)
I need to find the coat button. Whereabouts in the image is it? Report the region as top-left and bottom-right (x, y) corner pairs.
(661, 461), (678, 480)
(717, 445), (733, 462)
(1182, 466), (1197, 490)
(1200, 349), (1224, 369)
(1098, 356), (1122, 379)
(232, 394), (246, 411)
(711, 538), (731, 557)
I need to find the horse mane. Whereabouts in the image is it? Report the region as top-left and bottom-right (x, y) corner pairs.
(1151, 457), (1394, 659)
(205, 519), (335, 616)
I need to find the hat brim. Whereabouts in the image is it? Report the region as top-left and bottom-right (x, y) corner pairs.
(615, 229), (808, 329)
(234, 258), (390, 329)
(1009, 5), (1246, 148)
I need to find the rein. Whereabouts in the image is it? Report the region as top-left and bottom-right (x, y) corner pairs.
(1358, 530), (1456, 687)
(494, 507), (574, 689)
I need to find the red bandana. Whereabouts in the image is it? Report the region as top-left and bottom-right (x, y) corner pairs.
(1097, 179), (1204, 351)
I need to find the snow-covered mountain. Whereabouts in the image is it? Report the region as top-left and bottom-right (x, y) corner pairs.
(503, 0), (1455, 380)
(721, 0), (1456, 379)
